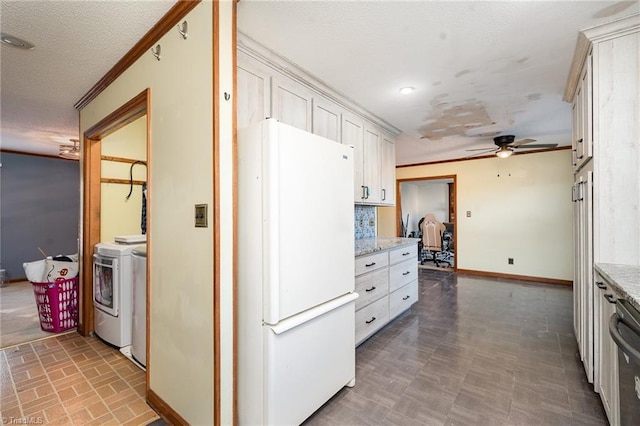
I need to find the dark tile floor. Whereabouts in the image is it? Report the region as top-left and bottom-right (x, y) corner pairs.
(304, 269), (607, 425)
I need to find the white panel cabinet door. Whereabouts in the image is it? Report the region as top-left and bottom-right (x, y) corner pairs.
(272, 75), (313, 132)
(312, 98), (342, 143)
(363, 124), (381, 204)
(237, 58), (271, 129)
(380, 134), (396, 205)
(342, 112), (365, 202)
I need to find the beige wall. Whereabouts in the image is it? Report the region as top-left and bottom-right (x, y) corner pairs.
(379, 150), (574, 281)
(79, 2), (225, 424)
(100, 116), (147, 242)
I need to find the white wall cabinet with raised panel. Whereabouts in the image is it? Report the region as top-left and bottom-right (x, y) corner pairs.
(237, 53), (271, 129)
(380, 134), (396, 205)
(312, 98), (342, 143)
(271, 74), (313, 132)
(237, 33), (399, 206)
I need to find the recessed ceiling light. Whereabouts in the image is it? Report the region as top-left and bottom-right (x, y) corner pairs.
(399, 86), (415, 95)
(1, 33), (35, 50)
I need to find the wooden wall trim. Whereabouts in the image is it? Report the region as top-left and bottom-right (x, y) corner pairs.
(0, 149), (78, 161)
(74, 0), (201, 110)
(456, 268), (573, 287)
(148, 389), (188, 426)
(397, 146), (572, 169)
(84, 90), (148, 139)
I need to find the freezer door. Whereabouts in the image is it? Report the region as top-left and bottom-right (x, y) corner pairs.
(262, 120), (355, 324)
(264, 295), (356, 425)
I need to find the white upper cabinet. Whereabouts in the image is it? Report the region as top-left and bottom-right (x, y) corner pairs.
(363, 125), (382, 204)
(271, 75), (313, 132)
(380, 134), (396, 205)
(571, 52), (593, 171)
(312, 98), (342, 143)
(237, 33), (400, 206)
(341, 112), (366, 202)
(237, 56), (271, 129)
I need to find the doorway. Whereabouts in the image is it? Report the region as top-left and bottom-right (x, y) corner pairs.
(396, 175), (457, 270)
(81, 88), (150, 385)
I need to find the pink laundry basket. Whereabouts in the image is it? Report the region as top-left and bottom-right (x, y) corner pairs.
(31, 277), (79, 333)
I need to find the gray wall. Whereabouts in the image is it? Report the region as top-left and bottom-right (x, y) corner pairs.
(0, 152), (79, 280)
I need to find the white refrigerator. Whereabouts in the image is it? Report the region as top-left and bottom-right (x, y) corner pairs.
(238, 119), (357, 425)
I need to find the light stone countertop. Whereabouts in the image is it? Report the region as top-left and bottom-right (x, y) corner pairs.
(355, 237), (420, 257)
(595, 263), (640, 311)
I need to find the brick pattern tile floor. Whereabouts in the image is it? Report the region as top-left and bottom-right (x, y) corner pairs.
(0, 333), (158, 425)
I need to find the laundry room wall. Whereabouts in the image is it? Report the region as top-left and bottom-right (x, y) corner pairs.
(100, 116), (147, 242)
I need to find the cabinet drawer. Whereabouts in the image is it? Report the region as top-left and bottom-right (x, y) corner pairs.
(389, 258), (418, 292)
(355, 252), (388, 276)
(355, 268), (388, 310)
(389, 245), (417, 265)
(355, 296), (389, 345)
(389, 280), (418, 320)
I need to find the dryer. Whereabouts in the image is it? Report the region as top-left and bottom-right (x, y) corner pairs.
(93, 235), (145, 347)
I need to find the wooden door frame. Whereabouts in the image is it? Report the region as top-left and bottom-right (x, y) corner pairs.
(395, 175), (457, 270)
(80, 88), (150, 337)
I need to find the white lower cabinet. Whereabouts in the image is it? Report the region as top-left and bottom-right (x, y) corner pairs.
(594, 272), (620, 425)
(355, 244), (418, 346)
(389, 281), (418, 321)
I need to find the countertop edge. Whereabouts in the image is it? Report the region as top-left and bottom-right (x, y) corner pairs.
(355, 237), (420, 257)
(595, 263), (640, 311)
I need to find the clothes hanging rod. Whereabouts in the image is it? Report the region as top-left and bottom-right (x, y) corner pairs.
(101, 178), (146, 185)
(101, 155), (147, 164)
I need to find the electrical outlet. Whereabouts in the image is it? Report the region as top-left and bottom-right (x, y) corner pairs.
(466, 211), (471, 217)
(359, 218), (364, 227)
(369, 218), (375, 226)
(508, 258), (514, 265)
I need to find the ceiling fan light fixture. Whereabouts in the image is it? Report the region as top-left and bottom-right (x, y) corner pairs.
(399, 86), (415, 95)
(496, 146), (513, 158)
(59, 138), (80, 160)
(0, 32), (35, 50)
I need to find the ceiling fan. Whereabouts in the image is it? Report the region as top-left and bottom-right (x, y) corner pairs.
(59, 138), (80, 160)
(466, 135), (558, 158)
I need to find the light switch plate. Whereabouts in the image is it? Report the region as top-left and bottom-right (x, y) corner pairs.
(195, 204), (208, 227)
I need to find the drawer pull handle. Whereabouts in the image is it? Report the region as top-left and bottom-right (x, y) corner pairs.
(402, 271), (411, 276)
(595, 281), (607, 290)
(604, 294), (617, 304)
(365, 286), (376, 292)
(402, 295), (410, 301)
(365, 262), (376, 267)
(366, 317), (376, 324)
(402, 252), (410, 256)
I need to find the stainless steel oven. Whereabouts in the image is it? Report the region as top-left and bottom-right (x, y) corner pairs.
(609, 298), (640, 425)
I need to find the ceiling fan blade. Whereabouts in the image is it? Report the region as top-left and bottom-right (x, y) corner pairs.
(509, 138), (537, 147)
(466, 147), (497, 151)
(465, 149), (496, 158)
(513, 143), (558, 149)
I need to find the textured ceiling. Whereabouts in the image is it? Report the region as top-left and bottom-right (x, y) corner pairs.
(1, 1), (638, 163)
(0, 0), (175, 156)
(237, 1), (639, 164)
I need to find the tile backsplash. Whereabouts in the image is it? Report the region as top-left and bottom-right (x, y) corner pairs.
(354, 205), (376, 239)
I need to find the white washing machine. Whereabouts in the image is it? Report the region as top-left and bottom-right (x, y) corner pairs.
(131, 245), (147, 367)
(93, 235), (146, 348)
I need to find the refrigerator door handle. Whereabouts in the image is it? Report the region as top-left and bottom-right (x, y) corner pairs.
(270, 292), (358, 335)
